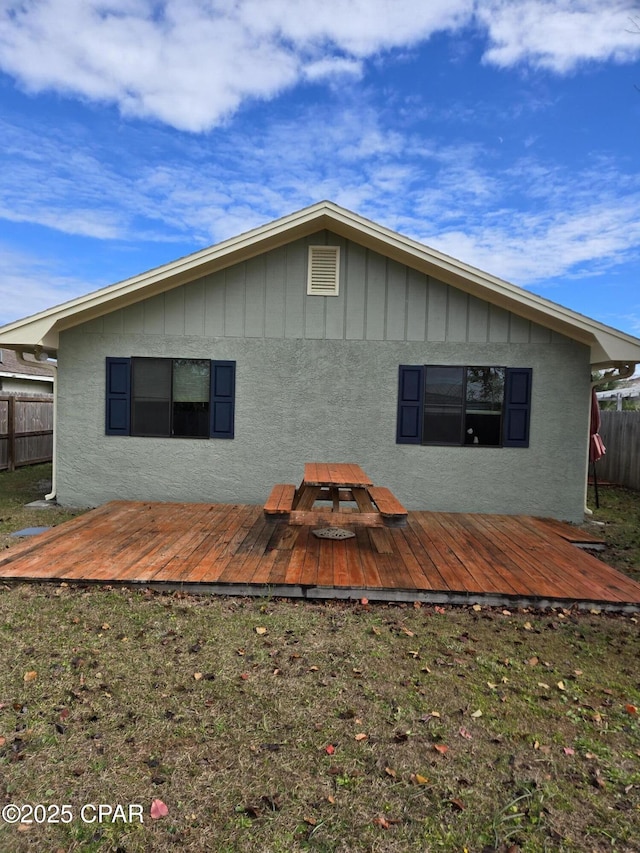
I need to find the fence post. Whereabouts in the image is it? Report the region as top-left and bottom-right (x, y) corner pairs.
(7, 395), (15, 472)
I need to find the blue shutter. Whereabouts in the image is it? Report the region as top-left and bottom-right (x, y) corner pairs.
(210, 360), (235, 439)
(503, 368), (532, 447)
(105, 357), (131, 435)
(396, 365), (424, 444)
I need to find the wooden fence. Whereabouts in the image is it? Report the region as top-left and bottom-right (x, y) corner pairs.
(0, 395), (54, 472)
(596, 411), (640, 491)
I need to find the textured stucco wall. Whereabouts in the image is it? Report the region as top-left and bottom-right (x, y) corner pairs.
(56, 331), (591, 521)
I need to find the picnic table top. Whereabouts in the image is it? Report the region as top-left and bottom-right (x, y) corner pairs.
(302, 462), (373, 488)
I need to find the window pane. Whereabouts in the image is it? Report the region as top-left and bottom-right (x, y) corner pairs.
(423, 366), (464, 443)
(172, 402), (209, 437)
(131, 358), (171, 436)
(132, 358), (171, 399)
(132, 400), (172, 436)
(173, 359), (210, 402)
(465, 367), (505, 446)
(172, 360), (210, 437)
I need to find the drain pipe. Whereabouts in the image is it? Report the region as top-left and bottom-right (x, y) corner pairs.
(15, 349), (57, 503)
(44, 359), (57, 502)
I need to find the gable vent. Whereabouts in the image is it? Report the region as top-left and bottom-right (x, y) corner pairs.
(307, 246), (340, 296)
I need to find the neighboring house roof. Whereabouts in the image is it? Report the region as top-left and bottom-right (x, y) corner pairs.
(0, 348), (55, 386)
(1, 201), (639, 369)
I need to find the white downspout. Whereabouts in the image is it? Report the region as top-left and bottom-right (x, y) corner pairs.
(44, 360), (57, 502)
(16, 349), (57, 502)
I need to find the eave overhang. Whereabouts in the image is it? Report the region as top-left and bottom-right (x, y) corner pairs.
(1, 201), (639, 369)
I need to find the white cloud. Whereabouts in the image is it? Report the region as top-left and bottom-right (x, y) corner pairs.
(304, 57), (363, 82)
(0, 245), (90, 325)
(236, 0), (473, 55)
(0, 119), (133, 239)
(2, 104), (640, 316)
(0, 0), (471, 132)
(427, 200), (640, 287)
(1, 1), (638, 131)
(0, 205), (122, 241)
(478, 0), (640, 73)
(413, 155), (640, 287)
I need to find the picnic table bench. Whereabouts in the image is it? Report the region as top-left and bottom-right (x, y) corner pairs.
(264, 463), (408, 528)
(263, 483), (297, 518)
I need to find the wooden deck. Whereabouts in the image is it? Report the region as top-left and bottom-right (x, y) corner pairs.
(0, 501), (639, 611)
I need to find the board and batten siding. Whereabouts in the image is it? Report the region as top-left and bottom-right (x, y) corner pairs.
(56, 231), (591, 521)
(92, 233), (562, 346)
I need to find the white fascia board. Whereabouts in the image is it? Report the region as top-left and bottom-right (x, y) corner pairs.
(0, 371), (54, 383)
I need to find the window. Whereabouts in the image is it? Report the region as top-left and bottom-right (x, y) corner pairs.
(397, 365), (531, 447)
(131, 358), (210, 437)
(106, 357), (235, 439)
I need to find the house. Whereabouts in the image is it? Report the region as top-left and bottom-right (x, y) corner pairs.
(596, 374), (640, 410)
(0, 348), (54, 396)
(1, 201), (639, 522)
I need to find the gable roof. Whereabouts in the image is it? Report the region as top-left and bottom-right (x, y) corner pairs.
(1, 200), (639, 369)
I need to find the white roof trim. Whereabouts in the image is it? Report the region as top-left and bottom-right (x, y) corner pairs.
(1, 200), (639, 368)
(0, 371), (54, 383)
(597, 388), (640, 399)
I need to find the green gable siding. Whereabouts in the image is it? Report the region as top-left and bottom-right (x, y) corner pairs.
(80, 233), (558, 347)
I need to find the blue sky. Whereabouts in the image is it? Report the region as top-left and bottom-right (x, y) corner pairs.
(1, 0), (640, 335)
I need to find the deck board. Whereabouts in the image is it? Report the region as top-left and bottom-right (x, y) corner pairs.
(0, 501), (638, 609)
(475, 514), (590, 600)
(437, 513), (525, 596)
(409, 513), (486, 593)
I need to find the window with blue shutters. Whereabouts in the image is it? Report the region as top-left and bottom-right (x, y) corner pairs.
(397, 364), (531, 448)
(105, 357), (236, 439)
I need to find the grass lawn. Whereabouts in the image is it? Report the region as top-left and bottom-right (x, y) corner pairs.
(0, 464), (81, 553)
(0, 466), (638, 852)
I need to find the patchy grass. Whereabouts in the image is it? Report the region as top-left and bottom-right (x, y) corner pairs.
(0, 467), (638, 852)
(0, 590), (638, 853)
(587, 484), (640, 583)
(0, 464), (82, 553)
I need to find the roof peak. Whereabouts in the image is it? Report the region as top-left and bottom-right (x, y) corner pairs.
(0, 202), (639, 369)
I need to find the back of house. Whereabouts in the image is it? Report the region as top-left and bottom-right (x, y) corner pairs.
(2, 202), (640, 522)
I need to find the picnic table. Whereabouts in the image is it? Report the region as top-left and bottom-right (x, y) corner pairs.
(264, 462), (408, 528)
